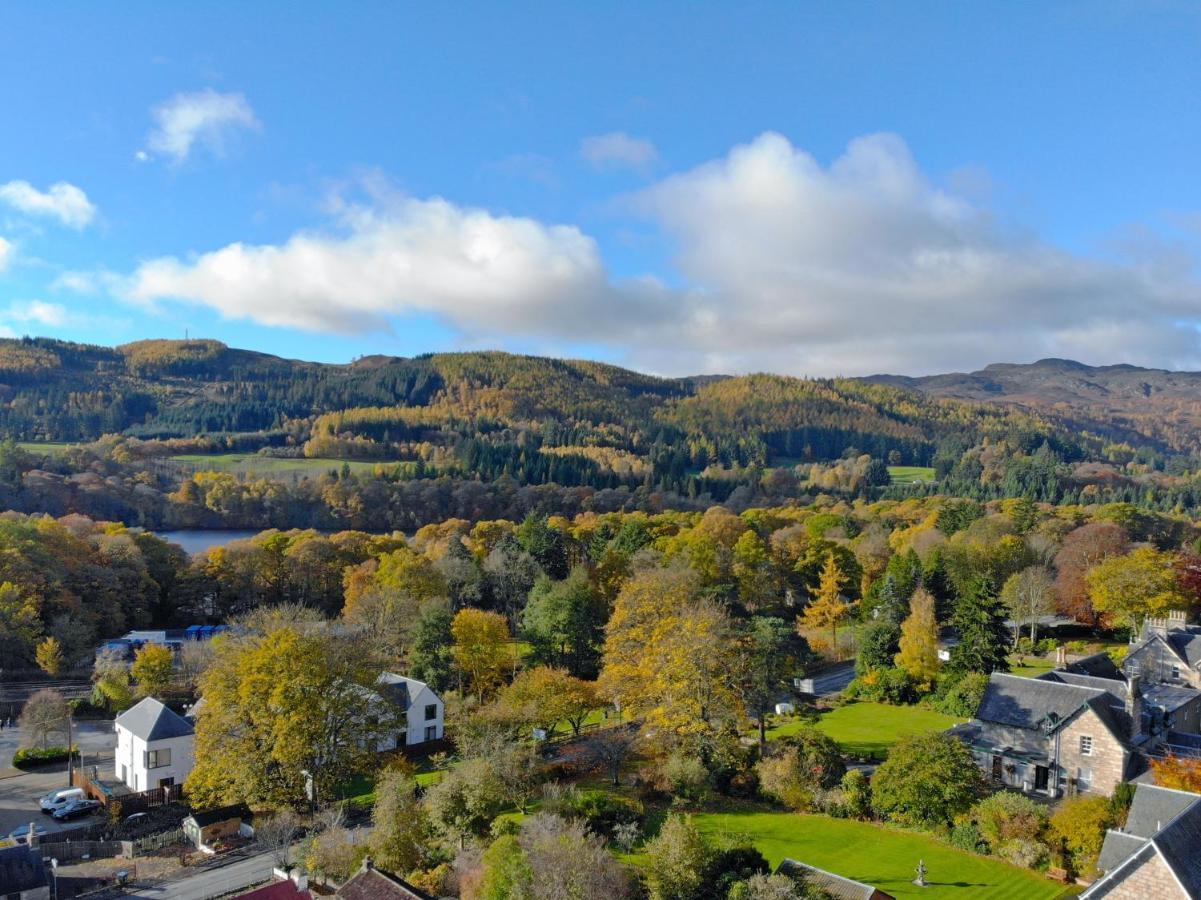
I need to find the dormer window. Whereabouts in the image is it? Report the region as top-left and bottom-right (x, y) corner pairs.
(1079, 735), (1093, 756)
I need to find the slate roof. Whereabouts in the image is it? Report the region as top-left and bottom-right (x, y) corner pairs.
(1039, 670), (1128, 699)
(1063, 652), (1125, 681)
(976, 673), (1120, 735)
(0, 844), (48, 892)
(376, 673), (434, 712)
(776, 859), (893, 900)
(336, 864), (434, 900)
(115, 697), (195, 741)
(1142, 682), (1201, 713)
(1089, 784), (1201, 897)
(1166, 630), (1201, 668)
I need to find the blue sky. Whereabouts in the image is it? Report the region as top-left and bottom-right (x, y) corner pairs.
(3, 1), (1201, 375)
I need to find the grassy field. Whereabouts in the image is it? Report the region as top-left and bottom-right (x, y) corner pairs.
(16, 442), (76, 455)
(889, 465), (937, 484)
(1009, 657), (1056, 678)
(767, 702), (961, 757)
(168, 453), (398, 478)
(692, 812), (1067, 899)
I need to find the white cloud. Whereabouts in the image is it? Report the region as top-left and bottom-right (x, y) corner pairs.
(123, 196), (671, 338)
(143, 89), (260, 164)
(0, 181), (97, 228)
(580, 132), (658, 173)
(0, 237), (11, 272)
(4, 300), (68, 327)
(116, 132), (1201, 376)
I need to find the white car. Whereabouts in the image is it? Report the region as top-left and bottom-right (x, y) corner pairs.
(39, 787), (85, 814)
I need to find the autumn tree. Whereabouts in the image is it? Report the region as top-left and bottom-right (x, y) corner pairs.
(0, 581), (40, 663)
(1050, 795), (1113, 875)
(756, 728), (846, 811)
(131, 643), (175, 697)
(492, 666), (598, 738)
(18, 688), (69, 750)
(599, 566), (741, 736)
(35, 637), (64, 677)
(799, 553), (852, 658)
(895, 587), (939, 685)
(91, 648), (134, 712)
(1000, 565), (1056, 644)
(451, 608), (511, 698)
(1053, 523), (1128, 625)
(1151, 754), (1201, 792)
(342, 547), (448, 664)
(187, 627), (392, 808)
(1087, 547), (1190, 631)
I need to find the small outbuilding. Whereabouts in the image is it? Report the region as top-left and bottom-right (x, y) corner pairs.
(183, 803), (253, 852)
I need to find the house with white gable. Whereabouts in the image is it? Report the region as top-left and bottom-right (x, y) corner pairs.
(375, 673), (444, 750)
(114, 697), (196, 791)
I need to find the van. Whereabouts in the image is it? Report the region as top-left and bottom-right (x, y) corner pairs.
(39, 787), (85, 814)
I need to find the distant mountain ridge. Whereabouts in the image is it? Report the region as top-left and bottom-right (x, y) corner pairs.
(864, 358), (1201, 453)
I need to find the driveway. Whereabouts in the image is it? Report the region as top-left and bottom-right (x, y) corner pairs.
(0, 719), (115, 838)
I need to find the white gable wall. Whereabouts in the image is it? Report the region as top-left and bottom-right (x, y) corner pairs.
(114, 724), (195, 791)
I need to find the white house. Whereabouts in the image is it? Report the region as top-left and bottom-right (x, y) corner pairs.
(375, 673), (444, 750)
(114, 697), (195, 792)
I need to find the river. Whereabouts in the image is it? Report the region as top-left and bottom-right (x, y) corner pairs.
(153, 529), (265, 555)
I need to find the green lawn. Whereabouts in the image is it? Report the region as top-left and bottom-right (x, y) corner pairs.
(889, 465), (937, 484)
(16, 441), (75, 455)
(1009, 658), (1055, 678)
(168, 453), (400, 478)
(693, 812), (1068, 899)
(767, 702), (961, 758)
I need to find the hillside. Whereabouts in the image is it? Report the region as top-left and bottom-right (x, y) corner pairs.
(867, 358), (1201, 454)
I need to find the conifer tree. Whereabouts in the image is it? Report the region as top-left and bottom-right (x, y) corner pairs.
(895, 587), (940, 685)
(948, 575), (1011, 675)
(800, 553), (852, 657)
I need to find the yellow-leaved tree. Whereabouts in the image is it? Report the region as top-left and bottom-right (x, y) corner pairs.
(35, 637), (64, 676)
(598, 565), (741, 736)
(799, 553), (852, 657)
(131, 643), (175, 697)
(450, 608), (511, 699)
(895, 587), (940, 686)
(1086, 547), (1189, 631)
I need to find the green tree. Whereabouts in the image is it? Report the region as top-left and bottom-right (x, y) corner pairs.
(369, 769), (431, 874)
(738, 616), (806, 746)
(643, 814), (713, 900)
(424, 756), (507, 848)
(871, 732), (984, 829)
(522, 567), (608, 677)
(948, 575), (1011, 676)
(408, 599), (455, 692)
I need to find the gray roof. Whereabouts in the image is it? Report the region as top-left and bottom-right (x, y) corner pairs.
(1090, 784), (1201, 897)
(1124, 785), (1200, 839)
(1040, 670), (1128, 699)
(976, 673), (1120, 735)
(1063, 652), (1125, 681)
(1166, 631), (1201, 669)
(0, 844), (48, 892)
(776, 859), (892, 900)
(115, 697), (195, 741)
(1142, 683), (1201, 714)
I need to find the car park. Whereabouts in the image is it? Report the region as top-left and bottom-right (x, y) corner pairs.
(39, 787), (85, 814)
(51, 798), (102, 821)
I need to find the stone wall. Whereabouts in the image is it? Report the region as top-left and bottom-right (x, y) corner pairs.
(1097, 851), (1187, 899)
(1060, 707), (1128, 796)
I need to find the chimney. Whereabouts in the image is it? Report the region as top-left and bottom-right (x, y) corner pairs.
(291, 872), (308, 891)
(359, 856), (374, 874)
(1056, 645), (1067, 668)
(1127, 674), (1143, 740)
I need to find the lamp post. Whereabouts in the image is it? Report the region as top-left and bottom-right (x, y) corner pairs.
(66, 710), (74, 789)
(49, 858), (58, 900)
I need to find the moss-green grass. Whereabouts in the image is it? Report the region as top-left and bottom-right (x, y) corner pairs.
(889, 465), (937, 484)
(692, 812), (1067, 899)
(16, 441), (75, 454)
(767, 702), (961, 757)
(168, 453), (399, 477)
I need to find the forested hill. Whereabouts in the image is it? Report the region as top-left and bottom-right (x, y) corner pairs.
(867, 358), (1201, 454)
(0, 336), (1063, 469)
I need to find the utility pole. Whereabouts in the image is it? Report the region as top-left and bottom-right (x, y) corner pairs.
(66, 711), (74, 788)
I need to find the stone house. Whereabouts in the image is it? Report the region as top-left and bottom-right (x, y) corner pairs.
(950, 672), (1139, 797)
(1084, 783), (1201, 898)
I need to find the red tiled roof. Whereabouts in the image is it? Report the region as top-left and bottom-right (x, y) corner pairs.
(336, 867), (433, 900)
(237, 880), (313, 900)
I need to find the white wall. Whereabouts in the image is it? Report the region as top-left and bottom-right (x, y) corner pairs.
(405, 683), (444, 745)
(114, 726), (195, 791)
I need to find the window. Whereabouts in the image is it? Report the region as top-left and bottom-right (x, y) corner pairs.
(425, 703), (438, 721)
(1077, 767), (1093, 791)
(1173, 666), (1181, 680)
(1079, 735), (1093, 756)
(145, 748), (172, 769)
(425, 725), (438, 742)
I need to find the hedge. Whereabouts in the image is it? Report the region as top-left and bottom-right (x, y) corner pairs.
(12, 746), (80, 769)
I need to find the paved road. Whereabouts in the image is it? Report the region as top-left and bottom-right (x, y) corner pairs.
(800, 662), (856, 697)
(125, 851), (278, 900)
(0, 720), (115, 837)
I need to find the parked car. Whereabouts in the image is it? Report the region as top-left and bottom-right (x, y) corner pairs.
(39, 787), (85, 814)
(52, 798), (103, 821)
(8, 822), (49, 844)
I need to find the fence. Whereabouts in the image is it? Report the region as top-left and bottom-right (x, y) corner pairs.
(38, 840), (124, 863)
(129, 828), (186, 855)
(72, 768), (184, 814)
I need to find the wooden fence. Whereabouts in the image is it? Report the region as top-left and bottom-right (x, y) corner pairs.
(71, 768), (184, 814)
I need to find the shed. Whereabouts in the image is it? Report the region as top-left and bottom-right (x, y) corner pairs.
(183, 803), (253, 850)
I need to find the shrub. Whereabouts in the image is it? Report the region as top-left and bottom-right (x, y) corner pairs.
(757, 728), (845, 812)
(849, 667), (917, 704)
(12, 746), (78, 769)
(565, 791), (644, 838)
(840, 769), (872, 820)
(949, 823), (987, 854)
(659, 752), (711, 806)
(1110, 782), (1135, 826)
(930, 671), (988, 717)
(971, 791), (1048, 850)
(1050, 795), (1114, 876)
(996, 838), (1047, 869)
(871, 733), (984, 830)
